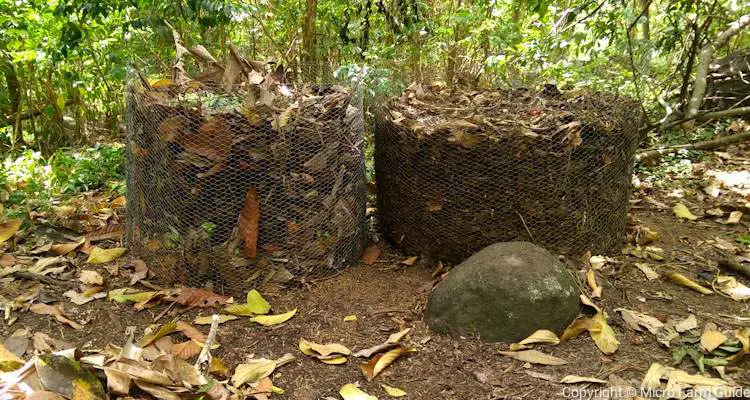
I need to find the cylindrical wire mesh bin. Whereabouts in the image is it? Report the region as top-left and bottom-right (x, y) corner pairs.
(374, 85), (645, 263)
(125, 68), (366, 294)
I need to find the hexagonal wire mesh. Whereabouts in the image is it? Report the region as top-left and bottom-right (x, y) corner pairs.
(125, 65), (367, 295)
(374, 84), (646, 263)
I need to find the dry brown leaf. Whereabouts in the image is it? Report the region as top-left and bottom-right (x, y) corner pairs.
(525, 370), (557, 382)
(32, 332), (54, 353)
(360, 346), (416, 381)
(170, 340), (202, 360)
(714, 276), (750, 301)
(29, 303), (83, 330)
(634, 263), (659, 280)
(560, 375), (608, 384)
(498, 350), (568, 366)
(615, 308), (664, 335)
(361, 245), (380, 265)
(50, 239), (85, 256)
(79, 270), (104, 286)
(136, 288), (231, 310)
(175, 321), (207, 342)
(299, 338), (351, 358)
(352, 343), (400, 358)
(63, 289), (107, 305)
(239, 187), (260, 258)
(130, 259), (149, 286)
(726, 211), (743, 224)
(674, 314), (698, 333)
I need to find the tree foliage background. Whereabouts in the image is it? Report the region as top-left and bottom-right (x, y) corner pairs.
(1, 0), (748, 155)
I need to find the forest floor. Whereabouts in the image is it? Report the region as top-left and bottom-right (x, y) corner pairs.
(1, 145), (749, 400)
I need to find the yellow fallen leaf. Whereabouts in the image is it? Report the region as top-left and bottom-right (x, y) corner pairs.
(109, 290), (157, 303)
(299, 338), (351, 357)
(0, 219), (22, 244)
(224, 303), (261, 316)
(641, 362), (728, 389)
(87, 247), (126, 264)
(361, 347), (416, 381)
(665, 272), (713, 295)
(320, 356), (348, 365)
(401, 256), (418, 266)
(139, 322), (177, 347)
(232, 358), (276, 387)
(0, 342), (24, 372)
(149, 78), (172, 88)
(512, 329), (561, 349)
(498, 350), (568, 366)
(561, 318), (595, 341)
(194, 314), (238, 325)
(245, 290), (271, 314)
(561, 309), (619, 355)
(209, 357), (230, 377)
(344, 315), (358, 322)
(642, 363), (669, 389)
(381, 383), (407, 397)
(249, 308), (297, 326)
(673, 203), (698, 221)
(589, 310), (620, 355)
(587, 269), (602, 298)
(700, 329), (728, 353)
(340, 383), (377, 400)
(560, 375), (608, 384)
(387, 328), (411, 344)
(514, 329), (560, 349)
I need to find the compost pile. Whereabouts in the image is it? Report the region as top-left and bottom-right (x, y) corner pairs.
(374, 84), (644, 262)
(126, 33), (365, 293)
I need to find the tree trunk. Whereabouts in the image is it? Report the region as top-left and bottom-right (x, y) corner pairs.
(685, 14), (750, 120)
(636, 0), (650, 40)
(302, 0), (318, 79)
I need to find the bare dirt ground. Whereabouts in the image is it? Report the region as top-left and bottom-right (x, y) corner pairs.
(1, 150), (749, 399)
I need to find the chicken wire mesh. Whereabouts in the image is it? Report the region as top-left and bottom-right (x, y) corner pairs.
(125, 66), (366, 295)
(374, 84), (646, 263)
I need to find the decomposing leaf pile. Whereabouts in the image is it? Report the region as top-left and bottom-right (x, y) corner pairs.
(374, 83), (645, 262)
(126, 33), (366, 293)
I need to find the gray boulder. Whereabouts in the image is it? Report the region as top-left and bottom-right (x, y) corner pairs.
(426, 242), (580, 343)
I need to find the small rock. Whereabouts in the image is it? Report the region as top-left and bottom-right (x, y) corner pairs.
(426, 242), (580, 343)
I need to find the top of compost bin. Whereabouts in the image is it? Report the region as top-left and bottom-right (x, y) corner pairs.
(381, 83), (641, 146)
